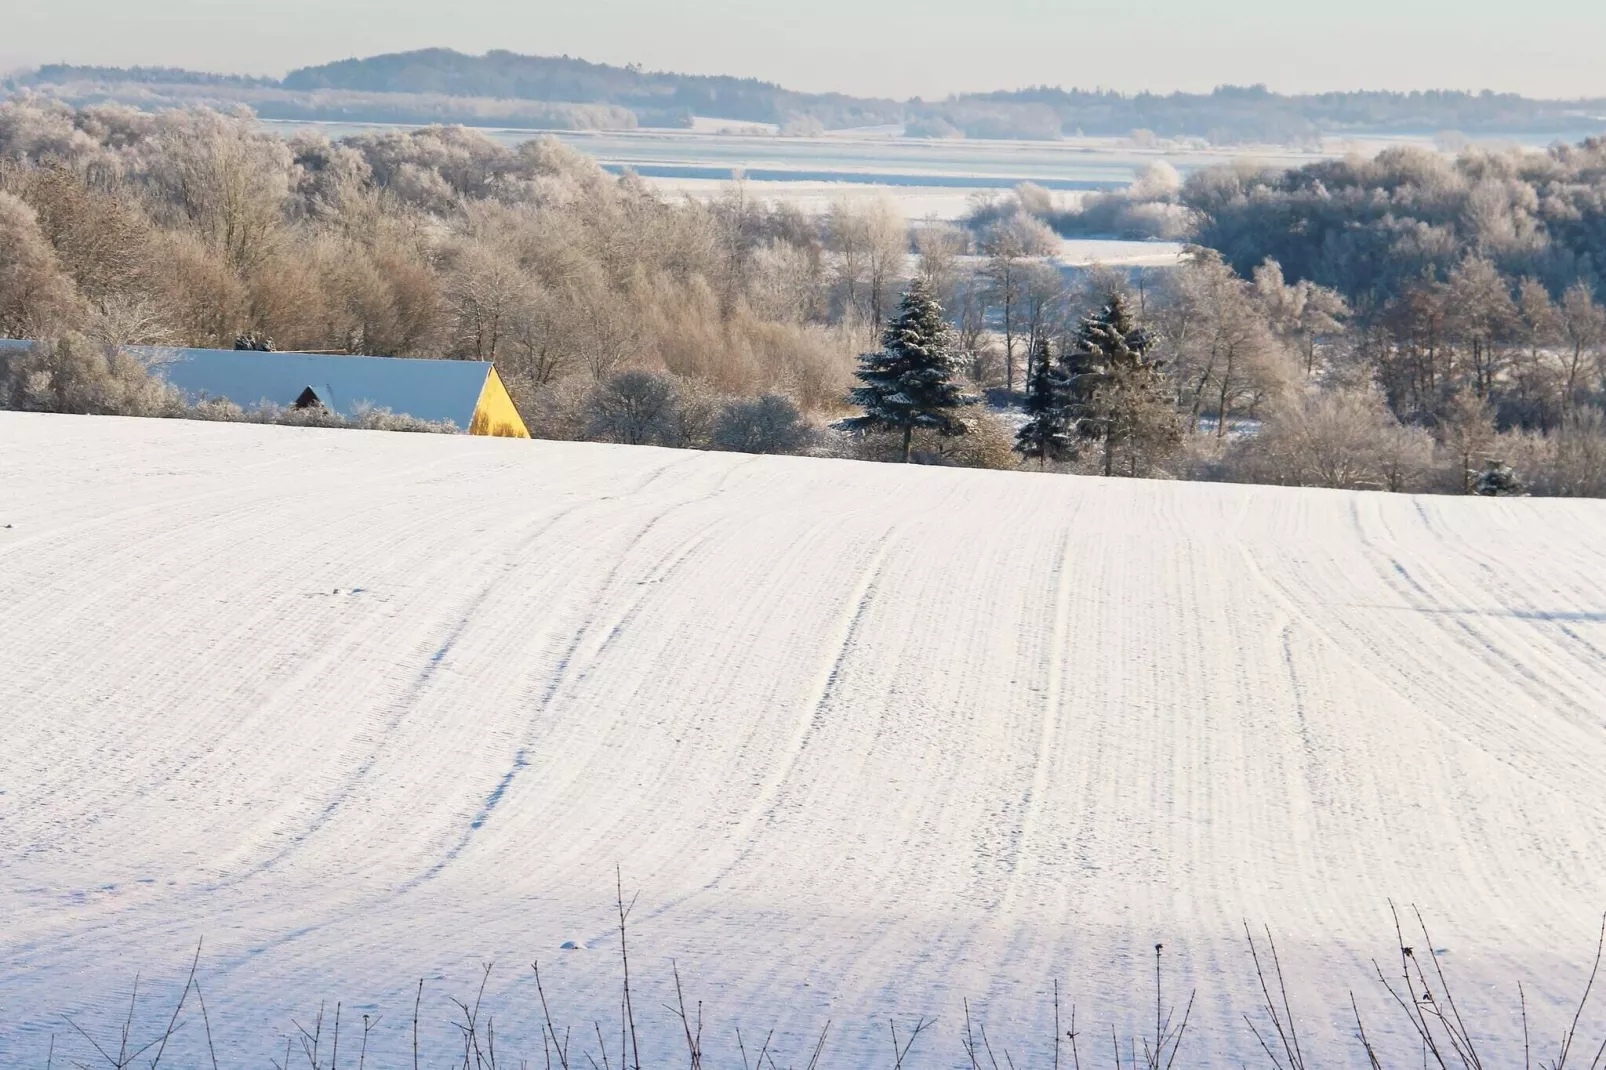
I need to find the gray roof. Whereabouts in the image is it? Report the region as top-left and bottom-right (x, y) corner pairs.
(0, 341), (493, 428)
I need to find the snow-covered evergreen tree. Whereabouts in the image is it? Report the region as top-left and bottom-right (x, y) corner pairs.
(1474, 458), (1526, 496)
(1014, 336), (1075, 467)
(838, 276), (978, 462)
(1064, 293), (1180, 477)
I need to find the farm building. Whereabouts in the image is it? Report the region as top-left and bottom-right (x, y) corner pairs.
(0, 341), (529, 437)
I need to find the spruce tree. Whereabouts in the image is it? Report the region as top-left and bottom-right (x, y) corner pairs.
(838, 276), (978, 462)
(1474, 458), (1525, 496)
(1064, 293), (1180, 477)
(1014, 336), (1075, 467)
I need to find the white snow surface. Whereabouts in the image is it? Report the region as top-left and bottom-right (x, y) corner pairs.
(3, 412), (1606, 1068)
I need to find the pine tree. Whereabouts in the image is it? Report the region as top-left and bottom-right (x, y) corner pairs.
(838, 276), (979, 462)
(1474, 458), (1526, 496)
(1063, 293), (1180, 477)
(1014, 336), (1075, 467)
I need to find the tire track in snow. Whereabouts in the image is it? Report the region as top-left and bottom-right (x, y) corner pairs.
(396, 524), (715, 889)
(196, 500), (590, 890)
(996, 522), (1075, 916)
(624, 522), (901, 927)
(1410, 500), (1606, 677)
(200, 454), (716, 890)
(1, 452), (662, 855)
(1234, 498), (1606, 792)
(182, 458), (748, 969)
(1356, 506), (1602, 727)
(5, 473), (511, 864)
(1230, 542), (1338, 809)
(626, 477), (975, 927)
(736, 529), (895, 837)
(394, 455), (765, 891)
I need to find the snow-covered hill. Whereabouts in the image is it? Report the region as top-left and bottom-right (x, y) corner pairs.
(3, 412), (1605, 1068)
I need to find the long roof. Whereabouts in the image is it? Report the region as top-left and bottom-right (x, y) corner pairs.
(0, 341), (494, 429)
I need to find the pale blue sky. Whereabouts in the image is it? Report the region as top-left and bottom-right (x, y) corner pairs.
(5, 0), (1603, 99)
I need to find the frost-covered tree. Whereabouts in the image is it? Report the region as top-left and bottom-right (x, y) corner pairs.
(1160, 250), (1293, 437)
(1557, 281), (1606, 416)
(1436, 389), (1498, 494)
(1014, 336), (1074, 467)
(978, 218), (1056, 392)
(713, 393), (811, 454)
(0, 191), (85, 338)
(585, 369), (680, 446)
(838, 276), (978, 462)
(1234, 389), (1432, 491)
(1065, 292), (1180, 477)
(1, 334), (180, 416)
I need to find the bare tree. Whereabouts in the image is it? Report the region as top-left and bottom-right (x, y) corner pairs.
(863, 199), (910, 329)
(1436, 389), (1499, 493)
(745, 240), (824, 324)
(444, 241), (531, 362)
(1513, 278), (1562, 427)
(949, 271), (998, 389)
(1162, 250), (1293, 437)
(827, 199), (872, 324)
(1446, 255), (1517, 400)
(143, 108), (292, 272)
(13, 166), (156, 320)
(982, 228), (1027, 393)
(503, 285), (574, 386)
(1021, 261), (1069, 365)
(1557, 281), (1606, 417)
(913, 220), (969, 308)
(586, 370), (681, 446)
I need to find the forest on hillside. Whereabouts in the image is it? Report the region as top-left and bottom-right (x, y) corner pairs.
(12, 50), (1606, 141)
(1, 95), (1604, 496)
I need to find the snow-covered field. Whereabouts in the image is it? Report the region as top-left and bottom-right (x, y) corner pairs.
(4, 412), (1606, 1068)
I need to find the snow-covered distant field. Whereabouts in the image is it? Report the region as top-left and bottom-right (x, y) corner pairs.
(4, 413), (1606, 1068)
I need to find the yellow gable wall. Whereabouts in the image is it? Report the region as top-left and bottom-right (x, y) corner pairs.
(468, 367), (531, 438)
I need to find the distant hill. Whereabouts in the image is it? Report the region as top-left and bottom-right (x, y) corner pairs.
(280, 49), (902, 129)
(10, 49), (1606, 143)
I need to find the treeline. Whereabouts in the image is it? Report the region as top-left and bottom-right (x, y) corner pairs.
(14, 82), (640, 131)
(1029, 139), (1606, 309)
(1184, 142), (1606, 303)
(916, 85), (1606, 144)
(16, 51), (1606, 143)
(838, 234), (1604, 496)
(979, 139), (1606, 431)
(972, 176), (1606, 493)
(26, 64), (277, 88)
(1, 97), (1603, 496)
